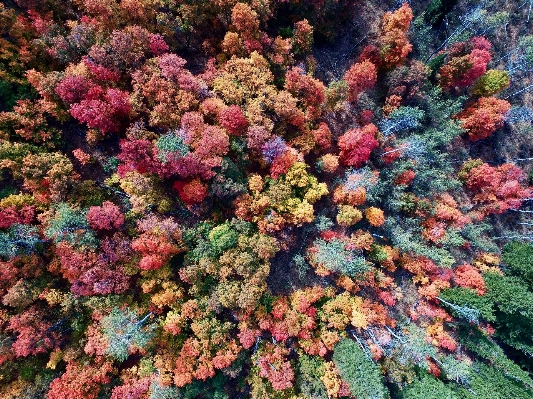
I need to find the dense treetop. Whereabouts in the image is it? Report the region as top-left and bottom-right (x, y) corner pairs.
(1, 0), (533, 398)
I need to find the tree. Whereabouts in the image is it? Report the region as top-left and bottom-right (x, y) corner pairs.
(399, 372), (458, 399)
(455, 97), (510, 141)
(308, 237), (370, 277)
(338, 124), (379, 167)
(147, 381), (182, 399)
(132, 214), (183, 270)
(117, 138), (162, 177)
(332, 338), (389, 399)
(131, 54), (204, 129)
(0, 99), (63, 144)
(292, 19), (314, 55)
(87, 26), (167, 71)
(173, 178), (208, 205)
(55, 75), (97, 105)
(0, 204), (35, 229)
(284, 67), (327, 118)
(44, 203), (98, 248)
(110, 377), (151, 399)
(7, 306), (62, 357)
(231, 3), (260, 39)
(219, 105), (248, 135)
(378, 106), (425, 137)
(344, 60), (377, 102)
(297, 354), (328, 399)
(86, 201), (124, 231)
(471, 70), (510, 96)
(502, 241), (533, 285)
(454, 264), (485, 295)
(380, 3), (414, 68)
(261, 136), (287, 164)
(17, 151), (77, 202)
(69, 86), (131, 134)
(365, 207), (386, 227)
(438, 37), (492, 89)
(337, 205), (363, 226)
(54, 238), (132, 296)
(47, 361), (113, 399)
(483, 272), (533, 357)
(459, 160), (531, 216)
(0, 224), (42, 260)
(132, 233), (180, 270)
(256, 343), (295, 391)
(100, 307), (155, 362)
(454, 363), (533, 399)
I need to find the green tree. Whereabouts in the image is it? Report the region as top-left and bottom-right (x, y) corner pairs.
(296, 354), (328, 399)
(453, 363), (533, 399)
(332, 338), (389, 399)
(0, 224), (42, 260)
(484, 272), (533, 357)
(438, 288), (495, 323)
(208, 223), (239, 255)
(101, 308), (155, 362)
(501, 241), (533, 286)
(310, 238), (370, 277)
(44, 203), (98, 248)
(400, 372), (458, 399)
(456, 326), (533, 387)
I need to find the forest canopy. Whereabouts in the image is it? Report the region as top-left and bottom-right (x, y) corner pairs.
(1, 0), (533, 398)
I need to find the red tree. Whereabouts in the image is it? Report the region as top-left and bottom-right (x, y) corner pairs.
(0, 205), (35, 229)
(455, 97), (510, 141)
(69, 86), (131, 133)
(117, 138), (163, 177)
(55, 75), (97, 105)
(47, 361), (113, 399)
(173, 179), (208, 206)
(110, 377), (151, 399)
(270, 149), (298, 179)
(131, 233), (180, 270)
(157, 114), (229, 180)
(7, 307), (61, 357)
(284, 67), (326, 119)
(344, 60), (377, 102)
(257, 343), (295, 390)
(454, 264), (485, 295)
(54, 240), (131, 296)
(86, 201), (124, 231)
(131, 216), (183, 271)
(438, 37), (492, 89)
(219, 105), (248, 135)
(358, 45), (382, 68)
(312, 122), (332, 150)
(338, 124), (379, 167)
(394, 169), (415, 185)
(460, 160), (532, 216)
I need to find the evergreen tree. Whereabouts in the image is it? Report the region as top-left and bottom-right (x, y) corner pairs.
(333, 338), (389, 399)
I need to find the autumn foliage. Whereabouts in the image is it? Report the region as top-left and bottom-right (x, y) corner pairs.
(438, 37), (492, 89)
(338, 123), (379, 167)
(344, 60), (378, 102)
(455, 97), (511, 141)
(86, 201), (124, 231)
(1, 1), (532, 398)
(380, 3), (413, 68)
(459, 160), (531, 216)
(47, 362), (113, 399)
